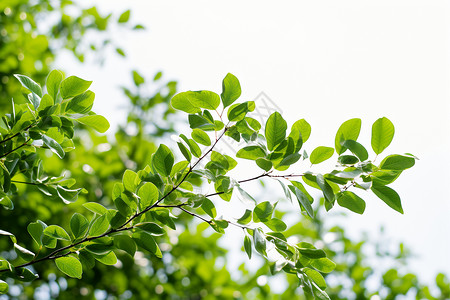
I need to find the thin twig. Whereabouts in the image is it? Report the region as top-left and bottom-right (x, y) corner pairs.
(0, 138), (31, 159)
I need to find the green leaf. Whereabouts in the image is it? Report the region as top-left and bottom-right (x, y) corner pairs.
(177, 142), (192, 162)
(0, 194), (13, 210)
(337, 191), (366, 214)
(171, 93), (201, 114)
(14, 244), (35, 262)
(342, 140), (368, 161)
(11, 267), (38, 282)
(265, 112), (287, 151)
(60, 76), (92, 99)
(180, 135), (201, 158)
(201, 198), (216, 218)
(93, 251), (117, 265)
(171, 91), (220, 113)
(188, 114), (214, 130)
(253, 201), (273, 222)
(290, 119), (311, 143)
(278, 153), (301, 167)
(56, 185), (82, 204)
(310, 257), (336, 273)
(41, 134), (65, 159)
(303, 268), (327, 289)
(253, 228), (267, 256)
(191, 128), (211, 146)
(38, 94), (54, 113)
(132, 231), (162, 258)
(123, 169), (138, 192)
(28, 92), (40, 110)
(244, 235), (252, 259)
(14, 74), (42, 97)
(138, 182), (159, 208)
(316, 174), (335, 203)
(118, 9), (130, 23)
(379, 155), (415, 171)
(83, 202), (108, 215)
(70, 213), (89, 239)
(338, 155), (359, 165)
(227, 101), (255, 122)
(371, 183), (403, 214)
(114, 235), (136, 256)
(76, 115), (110, 133)
(310, 146), (334, 165)
(265, 218), (287, 232)
(312, 283), (331, 300)
(289, 185), (314, 218)
(27, 221), (44, 246)
(152, 144), (174, 177)
(237, 209), (252, 225)
(89, 214), (110, 236)
(236, 146), (266, 160)
(44, 225), (71, 241)
(256, 158), (273, 171)
(277, 180), (292, 203)
(221, 73), (241, 107)
(0, 279), (8, 294)
(299, 248), (326, 259)
(372, 117), (395, 154)
(136, 222), (165, 235)
(132, 70), (144, 86)
(46, 70), (63, 100)
(335, 118), (361, 154)
(66, 91), (95, 114)
(55, 256), (82, 279)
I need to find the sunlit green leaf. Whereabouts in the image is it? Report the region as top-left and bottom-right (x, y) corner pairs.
(89, 214), (110, 236)
(114, 235), (136, 257)
(379, 155), (415, 171)
(132, 231), (162, 258)
(244, 235), (252, 259)
(335, 118), (361, 154)
(76, 115), (110, 133)
(265, 112), (287, 151)
(70, 213), (89, 239)
(138, 182), (159, 208)
(46, 70), (63, 101)
(55, 256), (82, 279)
(41, 134), (64, 159)
(191, 128), (211, 146)
(118, 10), (130, 23)
(310, 146), (334, 165)
(236, 146), (266, 160)
(152, 144), (174, 177)
(14, 74), (42, 97)
(44, 225), (71, 241)
(337, 191), (366, 214)
(66, 91), (94, 114)
(83, 202), (108, 215)
(372, 117), (395, 155)
(60, 76), (92, 99)
(371, 183), (403, 214)
(311, 257), (336, 273)
(221, 73), (241, 108)
(14, 243), (35, 262)
(342, 140), (368, 161)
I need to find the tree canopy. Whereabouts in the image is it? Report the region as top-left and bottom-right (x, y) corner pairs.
(0, 2), (448, 300)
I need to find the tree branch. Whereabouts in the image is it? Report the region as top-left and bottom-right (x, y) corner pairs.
(0, 138), (31, 159)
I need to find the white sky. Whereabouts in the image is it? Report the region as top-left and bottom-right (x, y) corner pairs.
(59, 0), (450, 286)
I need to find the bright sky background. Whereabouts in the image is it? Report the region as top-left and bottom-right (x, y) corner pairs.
(59, 0), (450, 286)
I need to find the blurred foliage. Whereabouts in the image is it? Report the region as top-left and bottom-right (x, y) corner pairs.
(0, 1), (449, 299)
(0, 0), (142, 111)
